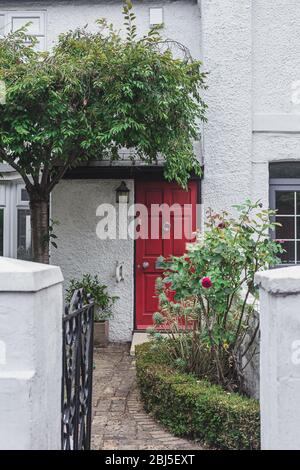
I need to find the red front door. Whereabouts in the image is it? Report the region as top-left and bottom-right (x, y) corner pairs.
(135, 181), (198, 329)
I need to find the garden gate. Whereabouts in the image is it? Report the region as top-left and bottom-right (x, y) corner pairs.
(61, 289), (95, 450)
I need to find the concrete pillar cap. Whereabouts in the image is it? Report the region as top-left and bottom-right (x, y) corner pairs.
(0, 257), (63, 292)
(255, 266), (300, 295)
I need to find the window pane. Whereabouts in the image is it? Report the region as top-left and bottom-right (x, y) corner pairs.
(270, 162), (300, 178)
(297, 218), (300, 240)
(17, 209), (32, 261)
(276, 216), (295, 239)
(297, 242), (300, 264)
(296, 193), (300, 213)
(280, 241), (295, 264)
(21, 188), (29, 202)
(0, 208), (3, 256)
(276, 191), (294, 215)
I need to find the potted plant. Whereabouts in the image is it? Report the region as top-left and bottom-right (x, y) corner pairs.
(66, 274), (118, 347)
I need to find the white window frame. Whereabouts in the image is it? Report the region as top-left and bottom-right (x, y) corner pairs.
(14, 183), (31, 259)
(17, 185), (30, 206)
(0, 207), (6, 257)
(0, 185), (6, 257)
(0, 182), (31, 259)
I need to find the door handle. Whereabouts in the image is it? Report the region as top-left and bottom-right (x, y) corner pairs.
(142, 261), (149, 269)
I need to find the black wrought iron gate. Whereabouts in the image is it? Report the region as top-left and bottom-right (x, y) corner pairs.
(61, 289), (94, 450)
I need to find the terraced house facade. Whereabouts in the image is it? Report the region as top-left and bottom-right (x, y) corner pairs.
(0, 0), (299, 341)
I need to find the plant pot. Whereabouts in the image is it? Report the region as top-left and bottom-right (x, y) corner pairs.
(94, 320), (109, 347)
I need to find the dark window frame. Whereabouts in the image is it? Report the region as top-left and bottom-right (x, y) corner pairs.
(270, 178), (300, 265)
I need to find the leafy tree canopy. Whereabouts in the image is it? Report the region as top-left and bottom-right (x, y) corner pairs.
(0, 0), (207, 262)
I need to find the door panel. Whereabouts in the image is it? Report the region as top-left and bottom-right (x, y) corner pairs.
(135, 181), (198, 329)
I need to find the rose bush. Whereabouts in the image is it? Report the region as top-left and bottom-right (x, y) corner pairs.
(151, 200), (283, 393)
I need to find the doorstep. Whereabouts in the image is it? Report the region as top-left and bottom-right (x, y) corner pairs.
(130, 331), (170, 356)
(130, 332), (150, 356)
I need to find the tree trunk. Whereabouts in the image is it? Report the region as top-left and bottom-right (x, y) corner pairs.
(29, 193), (50, 264)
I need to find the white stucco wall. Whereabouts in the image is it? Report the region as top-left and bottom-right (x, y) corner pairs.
(251, 0), (300, 209)
(201, 0), (253, 214)
(0, 0), (202, 61)
(253, 0), (300, 115)
(51, 179), (134, 342)
(200, 0), (300, 214)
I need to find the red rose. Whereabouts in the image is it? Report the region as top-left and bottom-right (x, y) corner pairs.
(217, 222), (226, 229)
(201, 277), (212, 289)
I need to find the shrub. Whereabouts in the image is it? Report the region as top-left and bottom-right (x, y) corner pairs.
(66, 274), (118, 321)
(151, 200), (283, 393)
(136, 341), (260, 450)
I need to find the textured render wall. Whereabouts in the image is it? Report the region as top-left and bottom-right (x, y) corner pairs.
(51, 179), (134, 342)
(0, 0), (201, 61)
(201, 0), (300, 215)
(201, 0), (253, 216)
(253, 0), (300, 115)
(251, 0), (300, 207)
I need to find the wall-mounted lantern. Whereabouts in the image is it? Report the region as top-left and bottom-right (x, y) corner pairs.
(116, 181), (130, 204)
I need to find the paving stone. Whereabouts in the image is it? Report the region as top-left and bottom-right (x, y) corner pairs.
(91, 344), (203, 450)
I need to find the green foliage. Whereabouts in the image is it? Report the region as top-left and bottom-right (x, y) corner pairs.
(136, 342), (260, 450)
(0, 1), (207, 189)
(66, 274), (118, 321)
(153, 200), (284, 392)
(42, 218), (60, 250)
(0, 1), (207, 262)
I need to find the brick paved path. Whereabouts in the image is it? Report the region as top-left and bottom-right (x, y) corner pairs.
(91, 343), (203, 450)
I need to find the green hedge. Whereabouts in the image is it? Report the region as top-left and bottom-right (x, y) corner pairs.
(135, 342), (260, 450)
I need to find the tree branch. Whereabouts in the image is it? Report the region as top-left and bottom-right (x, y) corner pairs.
(0, 150), (33, 190)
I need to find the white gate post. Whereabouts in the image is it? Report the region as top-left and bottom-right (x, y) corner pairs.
(0, 257), (63, 450)
(255, 266), (300, 450)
